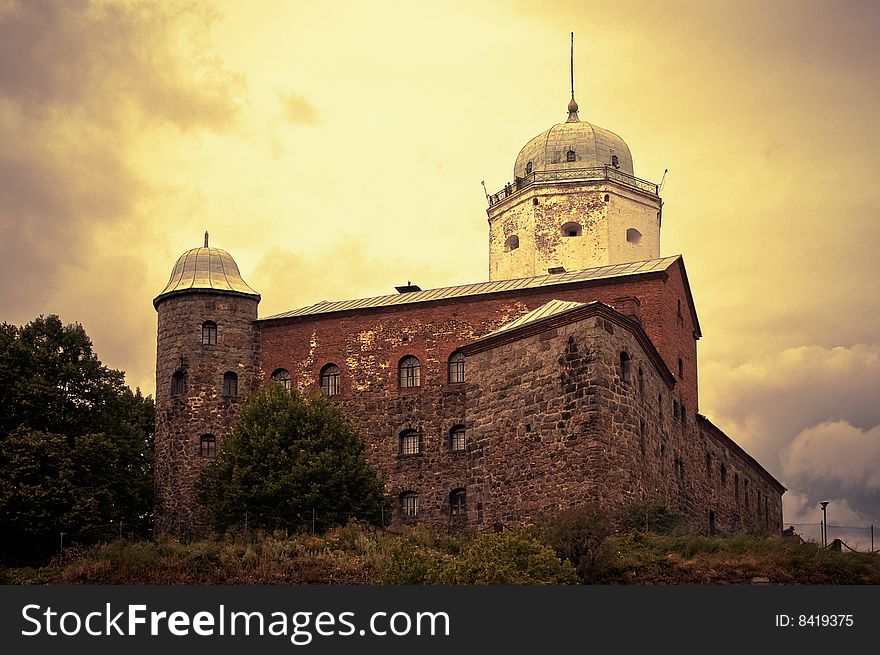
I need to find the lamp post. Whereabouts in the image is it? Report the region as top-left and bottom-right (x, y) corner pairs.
(819, 501), (830, 548)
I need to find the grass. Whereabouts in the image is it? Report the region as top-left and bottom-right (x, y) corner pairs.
(4, 523), (879, 585)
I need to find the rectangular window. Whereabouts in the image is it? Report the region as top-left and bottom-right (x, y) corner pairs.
(401, 494), (418, 517)
(199, 435), (216, 457)
(451, 429), (466, 452)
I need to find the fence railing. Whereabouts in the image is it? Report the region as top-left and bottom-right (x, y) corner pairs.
(487, 166), (659, 206)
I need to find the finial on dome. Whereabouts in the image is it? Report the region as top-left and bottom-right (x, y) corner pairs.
(566, 32), (579, 123)
(204, 231), (209, 248)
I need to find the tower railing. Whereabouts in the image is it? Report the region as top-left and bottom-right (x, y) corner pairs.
(487, 166), (659, 206)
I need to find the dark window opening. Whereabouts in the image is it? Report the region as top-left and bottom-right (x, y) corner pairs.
(171, 371), (187, 398)
(271, 368), (291, 390)
(399, 356), (421, 388)
(744, 479), (750, 509)
(399, 429), (422, 456)
(678, 358), (684, 378)
(638, 367), (645, 396)
(639, 420), (646, 456)
(525, 161), (533, 174)
(619, 352), (631, 384)
(400, 492), (418, 517)
(626, 228), (642, 244)
(604, 193), (610, 202)
(320, 364), (340, 396)
(673, 400), (680, 420)
(709, 510), (716, 536)
(677, 299), (684, 327)
(450, 488), (467, 517)
(450, 425), (466, 452)
(504, 235), (519, 251)
(532, 197), (539, 206)
(201, 321), (217, 345)
(199, 434), (216, 457)
(448, 351), (465, 383)
(706, 453), (713, 478)
(720, 463), (728, 486)
(735, 473), (740, 502)
(223, 372), (238, 397)
(611, 153), (620, 168)
(566, 150), (576, 162)
(561, 222), (582, 238)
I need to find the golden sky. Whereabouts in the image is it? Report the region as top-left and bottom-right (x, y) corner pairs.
(1, 0), (878, 537)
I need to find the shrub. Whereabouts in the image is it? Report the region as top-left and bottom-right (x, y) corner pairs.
(620, 499), (686, 534)
(438, 529), (577, 585)
(540, 504), (612, 582)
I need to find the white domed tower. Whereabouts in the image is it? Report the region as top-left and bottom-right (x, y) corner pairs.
(487, 50), (661, 280)
(153, 234), (260, 536)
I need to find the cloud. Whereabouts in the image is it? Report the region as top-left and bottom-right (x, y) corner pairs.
(278, 92), (320, 125)
(0, 0), (245, 392)
(782, 421), (880, 493)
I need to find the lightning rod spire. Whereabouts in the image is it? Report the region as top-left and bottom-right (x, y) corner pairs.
(566, 32), (580, 122)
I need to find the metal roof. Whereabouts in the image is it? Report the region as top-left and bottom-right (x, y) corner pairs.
(154, 247), (260, 307)
(484, 299), (587, 338)
(261, 255), (680, 321)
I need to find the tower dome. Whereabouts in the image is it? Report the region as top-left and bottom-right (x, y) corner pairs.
(514, 116), (634, 180)
(154, 239), (259, 307)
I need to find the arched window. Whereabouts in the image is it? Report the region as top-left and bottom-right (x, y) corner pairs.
(638, 367), (644, 396)
(504, 234), (519, 251)
(611, 153), (620, 168)
(399, 429), (422, 456)
(566, 149), (576, 162)
(320, 364), (340, 396)
(448, 351), (465, 384)
(399, 356), (421, 388)
(400, 492), (419, 517)
(199, 434), (216, 457)
(201, 321), (217, 345)
(223, 371), (238, 397)
(271, 368), (291, 390)
(619, 352), (631, 384)
(525, 161), (533, 174)
(626, 228), (642, 244)
(171, 371), (187, 398)
(561, 222), (582, 237)
(450, 489), (467, 516)
(450, 425), (466, 452)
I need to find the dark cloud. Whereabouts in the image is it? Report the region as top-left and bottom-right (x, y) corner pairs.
(0, 0), (244, 373)
(279, 92), (320, 125)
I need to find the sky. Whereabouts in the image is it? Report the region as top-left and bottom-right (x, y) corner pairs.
(1, 0), (878, 543)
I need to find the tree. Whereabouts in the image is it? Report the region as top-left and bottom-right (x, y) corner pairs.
(0, 316), (154, 563)
(196, 384), (389, 533)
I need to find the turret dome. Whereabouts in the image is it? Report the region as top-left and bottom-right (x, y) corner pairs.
(153, 240), (259, 307)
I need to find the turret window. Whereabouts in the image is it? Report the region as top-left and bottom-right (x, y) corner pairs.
(448, 351), (465, 383)
(566, 150), (576, 162)
(525, 161), (533, 174)
(223, 371), (238, 397)
(320, 364), (340, 396)
(271, 368), (291, 390)
(611, 154), (620, 168)
(201, 321), (217, 345)
(450, 425), (466, 452)
(399, 356), (421, 388)
(619, 352), (631, 384)
(626, 228), (642, 244)
(504, 235), (520, 252)
(171, 371), (187, 398)
(561, 222), (582, 237)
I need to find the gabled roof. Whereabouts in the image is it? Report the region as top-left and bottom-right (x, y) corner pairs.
(261, 255), (683, 322)
(484, 299), (586, 338)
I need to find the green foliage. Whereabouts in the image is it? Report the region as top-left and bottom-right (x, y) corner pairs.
(379, 537), (444, 585)
(195, 384), (389, 533)
(539, 504), (613, 582)
(0, 316), (154, 563)
(437, 529), (577, 585)
(620, 499), (687, 534)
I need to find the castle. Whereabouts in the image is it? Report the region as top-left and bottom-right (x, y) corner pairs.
(153, 74), (785, 537)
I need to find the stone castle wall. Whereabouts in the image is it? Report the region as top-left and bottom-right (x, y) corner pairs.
(464, 310), (783, 533)
(154, 292), (260, 536)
